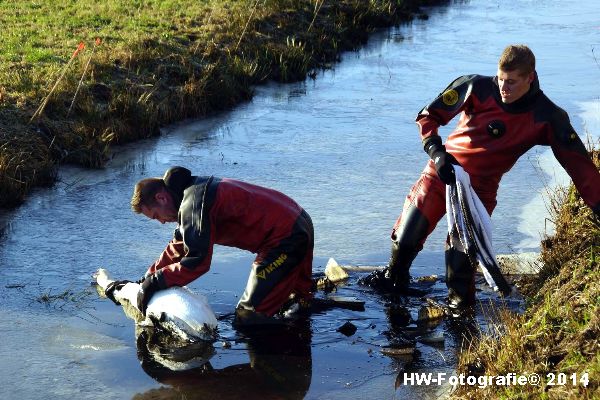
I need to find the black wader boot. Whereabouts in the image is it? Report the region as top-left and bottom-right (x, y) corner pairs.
(360, 204), (429, 294)
(445, 245), (476, 308)
(386, 240), (417, 291)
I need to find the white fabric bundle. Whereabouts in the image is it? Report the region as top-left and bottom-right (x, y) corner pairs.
(445, 166), (511, 295)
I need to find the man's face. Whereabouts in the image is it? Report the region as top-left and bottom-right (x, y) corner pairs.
(141, 190), (178, 224)
(496, 68), (534, 104)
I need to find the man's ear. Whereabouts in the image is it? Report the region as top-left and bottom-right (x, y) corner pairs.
(154, 189), (169, 206)
(527, 71), (535, 84)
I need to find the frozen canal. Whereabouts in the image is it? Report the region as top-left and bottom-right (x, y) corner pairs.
(1, 0), (599, 398)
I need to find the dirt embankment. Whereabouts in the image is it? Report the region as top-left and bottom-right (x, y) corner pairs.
(454, 150), (600, 399)
(0, 0), (445, 208)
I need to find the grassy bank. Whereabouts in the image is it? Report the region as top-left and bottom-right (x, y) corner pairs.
(454, 150), (600, 399)
(0, 0), (441, 207)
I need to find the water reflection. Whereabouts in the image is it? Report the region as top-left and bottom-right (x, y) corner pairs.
(0, 219), (13, 242)
(390, 311), (489, 398)
(135, 321), (312, 400)
(351, 271), (523, 398)
(136, 328), (216, 374)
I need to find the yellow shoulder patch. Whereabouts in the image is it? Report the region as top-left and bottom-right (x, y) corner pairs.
(442, 89), (459, 106)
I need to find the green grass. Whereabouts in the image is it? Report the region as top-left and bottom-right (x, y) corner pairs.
(0, 0), (434, 207)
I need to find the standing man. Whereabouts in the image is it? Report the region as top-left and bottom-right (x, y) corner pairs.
(113, 166), (314, 325)
(368, 44), (600, 307)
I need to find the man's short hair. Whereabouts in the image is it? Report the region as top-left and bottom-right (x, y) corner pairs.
(498, 44), (535, 76)
(131, 177), (165, 213)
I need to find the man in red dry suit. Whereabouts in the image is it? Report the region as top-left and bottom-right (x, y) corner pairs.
(364, 44), (600, 308)
(107, 166), (314, 326)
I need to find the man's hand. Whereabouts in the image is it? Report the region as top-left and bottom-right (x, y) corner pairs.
(137, 276), (159, 316)
(423, 136), (458, 185)
(432, 151), (458, 185)
(104, 280), (131, 305)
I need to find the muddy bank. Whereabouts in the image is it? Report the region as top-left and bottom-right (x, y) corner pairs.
(0, 0), (445, 208)
(454, 151), (600, 399)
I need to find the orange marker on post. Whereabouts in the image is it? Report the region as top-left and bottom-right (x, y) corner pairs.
(30, 41), (87, 123)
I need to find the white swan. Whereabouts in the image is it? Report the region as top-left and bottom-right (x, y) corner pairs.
(95, 268), (218, 342)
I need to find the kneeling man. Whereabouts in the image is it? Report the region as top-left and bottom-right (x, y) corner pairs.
(115, 166), (314, 325)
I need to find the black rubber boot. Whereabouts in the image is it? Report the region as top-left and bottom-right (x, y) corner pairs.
(387, 240), (417, 291)
(445, 246), (476, 309)
(358, 241), (416, 293)
(359, 204), (429, 295)
(233, 307), (286, 329)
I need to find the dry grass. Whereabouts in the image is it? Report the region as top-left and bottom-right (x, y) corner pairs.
(0, 0), (438, 207)
(453, 150), (600, 400)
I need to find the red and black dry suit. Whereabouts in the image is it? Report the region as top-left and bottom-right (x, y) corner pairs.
(391, 73), (600, 303)
(143, 167), (314, 317)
